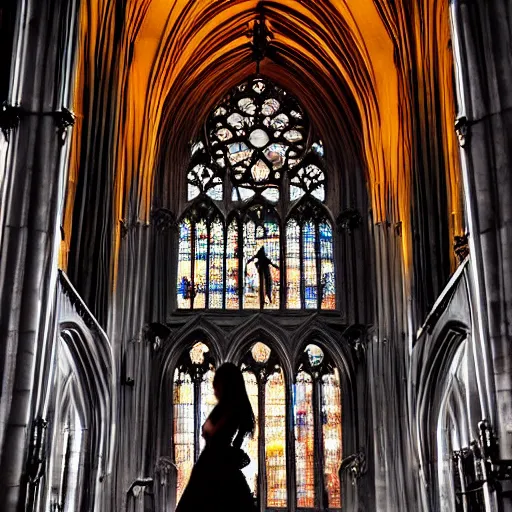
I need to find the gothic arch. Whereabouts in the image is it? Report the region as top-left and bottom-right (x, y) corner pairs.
(226, 321), (293, 380)
(37, 313), (116, 512)
(413, 321), (470, 510)
(155, 322), (223, 461)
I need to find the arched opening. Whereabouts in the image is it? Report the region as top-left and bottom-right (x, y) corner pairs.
(176, 76), (336, 312)
(161, 330), (345, 512)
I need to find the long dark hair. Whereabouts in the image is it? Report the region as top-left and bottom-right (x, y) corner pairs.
(213, 362), (255, 437)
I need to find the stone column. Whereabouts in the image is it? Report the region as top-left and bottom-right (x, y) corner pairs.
(451, 0), (512, 507)
(0, 0), (79, 509)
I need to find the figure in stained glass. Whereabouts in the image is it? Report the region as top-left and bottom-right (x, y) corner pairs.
(245, 246), (279, 309)
(177, 77), (336, 311)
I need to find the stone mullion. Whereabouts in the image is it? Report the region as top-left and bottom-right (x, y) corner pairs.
(0, 0), (80, 509)
(193, 375), (202, 462)
(205, 221), (211, 308)
(312, 374), (326, 511)
(238, 219), (244, 310)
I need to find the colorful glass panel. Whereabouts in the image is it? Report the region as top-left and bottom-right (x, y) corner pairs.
(209, 219), (224, 308)
(305, 344), (324, 367)
(242, 370), (259, 496)
(251, 342), (271, 364)
(243, 221), (259, 309)
(177, 219), (192, 309)
(206, 78), (308, 189)
(289, 163), (325, 202)
(243, 218), (280, 309)
(286, 219), (301, 308)
(189, 342), (209, 365)
(322, 369), (342, 508)
(199, 367), (217, 452)
(226, 220), (239, 309)
(320, 221), (336, 310)
(173, 369), (194, 501)
(303, 221), (318, 309)
(265, 368), (287, 508)
(294, 371), (315, 507)
(193, 219), (207, 308)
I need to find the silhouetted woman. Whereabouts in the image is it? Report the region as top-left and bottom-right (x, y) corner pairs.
(175, 362), (257, 512)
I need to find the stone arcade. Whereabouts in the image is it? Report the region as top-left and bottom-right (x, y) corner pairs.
(1, 1), (511, 511)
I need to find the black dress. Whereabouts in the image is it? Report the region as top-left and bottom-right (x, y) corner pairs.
(175, 404), (257, 512)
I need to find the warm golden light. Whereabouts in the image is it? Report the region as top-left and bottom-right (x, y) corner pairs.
(62, 0), (464, 286)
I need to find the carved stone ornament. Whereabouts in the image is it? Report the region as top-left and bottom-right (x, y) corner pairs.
(454, 234), (469, 262)
(155, 456), (177, 487)
(455, 116), (470, 148)
(0, 102), (22, 141)
(340, 451), (367, 485)
(337, 208), (362, 233)
(343, 324), (368, 361)
(27, 416), (48, 483)
(144, 322), (171, 351)
(247, 3), (274, 69)
(151, 208), (177, 233)
(128, 478), (153, 498)
(55, 107), (75, 142)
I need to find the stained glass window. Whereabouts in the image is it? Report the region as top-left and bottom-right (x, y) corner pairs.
(207, 77), (307, 190)
(226, 219), (239, 309)
(173, 369), (194, 502)
(286, 220), (301, 309)
(320, 221), (336, 310)
(172, 339), (343, 511)
(303, 221), (318, 309)
(177, 77), (336, 311)
(243, 207), (280, 309)
(294, 371), (315, 507)
(293, 344), (343, 509)
(194, 219), (207, 308)
(242, 370), (259, 496)
(265, 368), (287, 508)
(322, 369), (342, 508)
(177, 219), (192, 309)
(186, 144), (224, 201)
(176, 206), (226, 309)
(209, 218), (224, 309)
(199, 368), (216, 451)
(173, 342), (216, 501)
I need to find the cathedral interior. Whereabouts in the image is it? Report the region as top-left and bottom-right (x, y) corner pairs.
(1, 0), (512, 511)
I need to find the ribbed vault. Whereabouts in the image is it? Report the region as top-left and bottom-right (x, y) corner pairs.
(63, 0), (463, 316)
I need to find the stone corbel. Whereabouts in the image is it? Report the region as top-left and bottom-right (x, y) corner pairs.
(478, 419), (512, 481)
(337, 208), (362, 234)
(0, 102), (22, 141)
(144, 322), (171, 352)
(0, 103), (75, 143)
(151, 208), (177, 233)
(454, 234), (469, 263)
(155, 456), (177, 488)
(54, 107), (75, 143)
(128, 478), (153, 499)
(343, 324), (368, 361)
(455, 116), (470, 148)
(340, 451), (367, 486)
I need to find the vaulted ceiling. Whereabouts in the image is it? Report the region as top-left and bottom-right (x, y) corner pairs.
(64, 0), (462, 293)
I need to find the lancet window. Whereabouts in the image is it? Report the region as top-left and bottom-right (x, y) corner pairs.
(177, 77), (336, 310)
(173, 342), (216, 501)
(171, 339), (343, 511)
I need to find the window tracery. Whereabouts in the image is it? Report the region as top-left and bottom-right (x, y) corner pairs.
(170, 339), (343, 511)
(177, 77), (336, 310)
